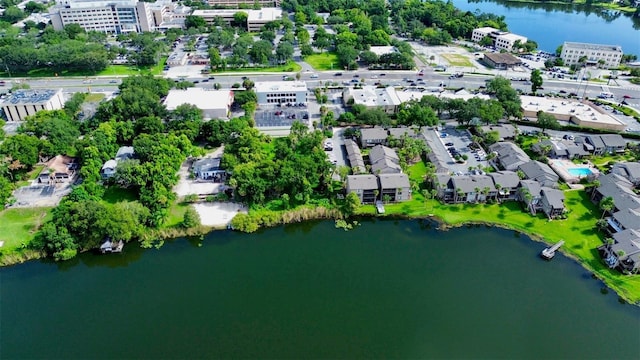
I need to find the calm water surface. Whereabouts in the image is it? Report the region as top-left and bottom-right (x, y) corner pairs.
(452, 0), (640, 55)
(1, 220), (639, 359)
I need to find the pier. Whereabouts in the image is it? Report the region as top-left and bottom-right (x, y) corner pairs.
(541, 240), (564, 260)
(100, 239), (124, 254)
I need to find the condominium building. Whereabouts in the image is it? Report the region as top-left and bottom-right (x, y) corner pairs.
(206, 0), (280, 7)
(560, 42), (623, 68)
(254, 81), (307, 105)
(471, 27), (527, 51)
(49, 0), (188, 33)
(1, 89), (65, 122)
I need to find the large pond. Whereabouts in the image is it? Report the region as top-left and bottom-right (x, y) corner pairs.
(451, 0), (640, 55)
(1, 220), (639, 359)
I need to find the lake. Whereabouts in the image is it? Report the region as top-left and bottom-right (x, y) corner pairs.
(1, 219), (639, 359)
(451, 0), (640, 55)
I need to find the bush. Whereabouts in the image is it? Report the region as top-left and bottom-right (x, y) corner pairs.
(182, 206), (201, 228)
(230, 213), (259, 232)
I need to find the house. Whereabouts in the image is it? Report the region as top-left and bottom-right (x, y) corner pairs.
(539, 187), (565, 219)
(38, 155), (77, 184)
(369, 145), (402, 174)
(449, 175), (497, 203)
(101, 160), (118, 179)
(518, 160), (559, 188)
(488, 171), (521, 200)
(387, 127), (418, 139)
(591, 173), (640, 212)
(432, 173), (454, 202)
(531, 139), (589, 159)
(115, 146), (135, 161)
(611, 162), (640, 185)
(378, 173), (411, 202)
(608, 208), (640, 234)
(518, 180), (542, 215)
(346, 174), (379, 204)
(360, 128), (388, 148)
(489, 142), (530, 171)
(479, 124), (517, 141)
(598, 229), (640, 274)
(344, 139), (366, 174)
(193, 157), (225, 181)
(585, 134), (626, 155)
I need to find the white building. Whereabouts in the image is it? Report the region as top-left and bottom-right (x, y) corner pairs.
(342, 86), (401, 114)
(206, 0), (280, 7)
(191, 7), (282, 31)
(1, 89), (65, 122)
(49, 0), (185, 34)
(254, 81), (307, 105)
(164, 88), (234, 119)
(471, 26), (527, 51)
(560, 42), (624, 68)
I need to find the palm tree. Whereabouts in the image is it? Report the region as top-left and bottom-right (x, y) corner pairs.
(590, 179), (601, 201)
(474, 187), (480, 203)
(599, 196), (615, 219)
(482, 187), (490, 202)
(455, 187), (465, 203)
(494, 183), (502, 202)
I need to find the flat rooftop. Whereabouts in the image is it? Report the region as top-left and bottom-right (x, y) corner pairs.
(247, 8), (282, 22)
(368, 46), (397, 56)
(345, 86), (401, 107)
(1, 89), (62, 106)
(563, 41), (623, 53)
(497, 33), (527, 41)
(164, 88), (232, 110)
(520, 95), (625, 129)
(254, 81), (307, 93)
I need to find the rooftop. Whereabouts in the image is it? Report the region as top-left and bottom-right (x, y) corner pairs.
(247, 8), (282, 22)
(563, 41), (623, 53)
(520, 96), (625, 129)
(1, 89), (62, 106)
(484, 53), (522, 65)
(345, 86), (402, 108)
(368, 46), (397, 56)
(347, 174), (379, 190)
(378, 173), (410, 189)
(164, 88), (232, 111)
(254, 81), (307, 93)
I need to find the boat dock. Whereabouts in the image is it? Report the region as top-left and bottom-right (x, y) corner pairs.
(100, 239), (124, 254)
(541, 240), (564, 260)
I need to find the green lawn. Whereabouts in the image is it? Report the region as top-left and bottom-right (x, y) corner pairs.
(304, 53), (340, 71)
(361, 190), (640, 303)
(102, 187), (138, 204)
(1, 58), (166, 78)
(0, 207), (52, 251)
(85, 93), (106, 102)
(213, 62), (302, 74)
(164, 202), (189, 228)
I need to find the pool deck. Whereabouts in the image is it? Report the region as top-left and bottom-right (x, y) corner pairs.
(549, 159), (599, 184)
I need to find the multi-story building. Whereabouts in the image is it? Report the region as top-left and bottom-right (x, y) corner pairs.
(206, 0), (280, 7)
(1, 89), (65, 122)
(471, 27), (527, 51)
(254, 81), (307, 105)
(191, 7), (281, 31)
(49, 0), (187, 34)
(560, 42), (623, 68)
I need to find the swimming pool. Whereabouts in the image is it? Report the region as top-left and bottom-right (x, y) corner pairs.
(567, 167), (593, 177)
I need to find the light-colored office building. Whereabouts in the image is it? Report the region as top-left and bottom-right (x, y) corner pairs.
(206, 0), (280, 7)
(560, 42), (623, 68)
(520, 95), (625, 131)
(255, 81), (307, 105)
(342, 86), (402, 114)
(49, 0), (186, 33)
(471, 26), (527, 51)
(164, 88), (234, 119)
(191, 7), (281, 31)
(1, 89), (65, 122)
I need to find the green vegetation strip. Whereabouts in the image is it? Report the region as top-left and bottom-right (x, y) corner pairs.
(213, 62), (302, 74)
(0, 208), (52, 251)
(304, 53), (340, 71)
(359, 190), (640, 303)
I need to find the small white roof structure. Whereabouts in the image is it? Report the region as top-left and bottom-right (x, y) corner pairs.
(368, 46), (397, 57)
(164, 88), (233, 112)
(247, 7), (282, 22)
(254, 81), (307, 93)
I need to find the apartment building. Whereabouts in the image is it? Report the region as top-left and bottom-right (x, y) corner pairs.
(560, 42), (623, 68)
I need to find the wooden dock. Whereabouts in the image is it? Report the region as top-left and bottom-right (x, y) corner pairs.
(100, 239), (124, 254)
(541, 240), (564, 260)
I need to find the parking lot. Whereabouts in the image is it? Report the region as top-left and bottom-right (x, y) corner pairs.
(254, 107), (310, 128)
(11, 183), (72, 208)
(423, 127), (490, 174)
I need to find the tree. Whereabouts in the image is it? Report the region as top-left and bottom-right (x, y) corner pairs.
(530, 69), (543, 93)
(249, 40), (273, 65)
(275, 41), (294, 63)
(478, 100), (504, 125)
(359, 50), (379, 65)
(0, 134), (40, 170)
(233, 11), (248, 27)
(479, 36), (493, 47)
(1, 6), (25, 23)
(599, 196), (615, 219)
(343, 192), (361, 216)
(536, 111), (560, 134)
(182, 206), (201, 228)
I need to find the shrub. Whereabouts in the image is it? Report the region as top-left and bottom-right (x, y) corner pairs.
(182, 206), (201, 228)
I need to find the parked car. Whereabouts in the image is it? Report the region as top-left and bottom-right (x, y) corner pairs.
(445, 142), (454, 146)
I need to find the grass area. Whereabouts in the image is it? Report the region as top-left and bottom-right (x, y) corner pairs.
(15, 165), (44, 188)
(164, 202), (190, 228)
(304, 53), (340, 71)
(84, 93), (106, 102)
(0, 207), (52, 251)
(590, 151), (635, 172)
(406, 161), (428, 187)
(360, 189), (640, 303)
(440, 53), (473, 67)
(213, 61), (302, 74)
(101, 187), (138, 204)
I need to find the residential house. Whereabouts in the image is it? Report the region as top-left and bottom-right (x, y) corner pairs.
(378, 173), (411, 202)
(193, 157), (225, 181)
(598, 229), (640, 274)
(450, 175), (497, 203)
(360, 127), (388, 148)
(387, 127), (418, 140)
(101, 160), (118, 179)
(115, 146), (135, 161)
(591, 173), (640, 212)
(518, 160), (559, 188)
(346, 174), (379, 204)
(585, 134), (626, 155)
(433, 173), (454, 202)
(610, 162), (640, 186)
(38, 155), (77, 184)
(531, 139), (588, 159)
(488, 171), (521, 200)
(344, 139), (366, 174)
(489, 142), (531, 171)
(479, 124), (517, 141)
(518, 179), (542, 215)
(539, 187), (565, 219)
(608, 207), (640, 234)
(369, 145), (402, 174)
